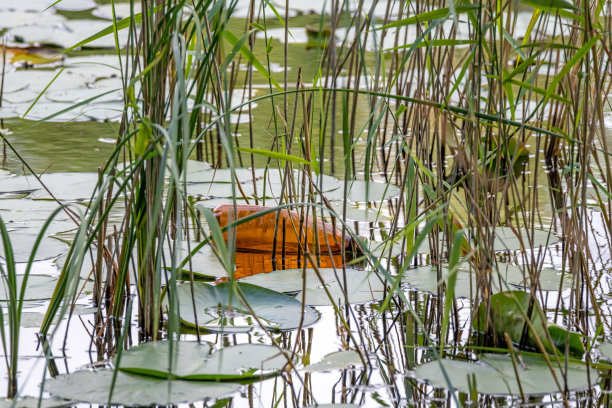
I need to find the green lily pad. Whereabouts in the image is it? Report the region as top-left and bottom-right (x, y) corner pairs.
(417, 226), (560, 254)
(186, 168), (258, 183)
(92, 3), (142, 20)
(238, 268), (385, 306)
(414, 353), (594, 395)
(321, 180), (401, 203)
(194, 197), (250, 209)
(462, 227), (560, 251)
(304, 350), (364, 372)
(176, 281), (320, 332)
(187, 182), (256, 199)
(4, 305), (97, 328)
(0, 232), (68, 262)
(329, 202), (391, 222)
(46, 370), (240, 405)
(358, 238), (405, 258)
(402, 263), (569, 298)
(118, 341), (291, 380)
(0, 275), (56, 301)
(476, 291), (585, 358)
(0, 173), (103, 201)
(165, 244), (227, 280)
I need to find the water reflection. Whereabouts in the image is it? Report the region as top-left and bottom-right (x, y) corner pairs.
(234, 251), (343, 279)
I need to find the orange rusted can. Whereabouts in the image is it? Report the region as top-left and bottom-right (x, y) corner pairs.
(213, 203), (350, 253)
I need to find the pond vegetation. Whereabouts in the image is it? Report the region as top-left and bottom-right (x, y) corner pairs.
(0, 0), (610, 406)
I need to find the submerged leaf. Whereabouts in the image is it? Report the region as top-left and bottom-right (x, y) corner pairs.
(176, 282), (320, 332)
(46, 370), (240, 405)
(414, 353), (594, 395)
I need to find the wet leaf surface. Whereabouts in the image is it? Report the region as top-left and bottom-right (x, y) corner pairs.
(304, 350), (364, 372)
(118, 341), (291, 380)
(476, 291), (585, 358)
(47, 370), (240, 405)
(238, 268), (385, 306)
(414, 353), (594, 395)
(0, 233), (68, 262)
(402, 263), (570, 298)
(176, 281), (320, 332)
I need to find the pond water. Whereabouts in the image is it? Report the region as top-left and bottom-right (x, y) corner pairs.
(0, 0), (611, 407)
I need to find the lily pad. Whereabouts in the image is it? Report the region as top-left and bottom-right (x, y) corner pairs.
(358, 238), (405, 258)
(187, 182), (255, 199)
(238, 268), (385, 306)
(304, 350), (364, 372)
(320, 180), (401, 203)
(329, 202), (391, 222)
(10, 20), (129, 49)
(165, 244), (227, 280)
(597, 342), (612, 360)
(0, 232), (68, 262)
(0, 275), (57, 301)
(414, 353), (594, 395)
(462, 226), (560, 251)
(0, 11), (66, 30)
(476, 291), (585, 358)
(118, 341), (291, 380)
(4, 305), (97, 328)
(417, 226), (560, 254)
(402, 263), (569, 298)
(186, 168), (258, 183)
(0, 397), (73, 408)
(186, 159), (212, 173)
(46, 370), (240, 405)
(176, 281), (320, 332)
(194, 197), (250, 209)
(0, 172), (103, 201)
(92, 3), (142, 20)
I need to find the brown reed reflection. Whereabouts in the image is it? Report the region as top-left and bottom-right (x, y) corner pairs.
(233, 251), (344, 279)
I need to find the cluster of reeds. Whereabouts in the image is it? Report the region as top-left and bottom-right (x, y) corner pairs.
(0, 0), (609, 404)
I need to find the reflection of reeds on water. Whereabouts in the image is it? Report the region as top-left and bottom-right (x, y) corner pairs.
(233, 251), (343, 280)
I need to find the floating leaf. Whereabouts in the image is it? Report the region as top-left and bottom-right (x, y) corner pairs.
(176, 281), (320, 332)
(597, 342), (612, 360)
(358, 238), (404, 258)
(418, 226), (560, 253)
(92, 3), (143, 20)
(321, 180), (401, 203)
(0, 397), (73, 408)
(238, 268), (385, 306)
(0, 233), (68, 262)
(414, 353), (594, 395)
(402, 263), (570, 298)
(118, 342), (291, 380)
(0, 172), (103, 201)
(46, 370), (240, 405)
(186, 168), (258, 183)
(304, 350), (364, 372)
(4, 305), (97, 328)
(0, 275), (57, 301)
(476, 291), (585, 358)
(464, 226), (560, 251)
(330, 202), (391, 222)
